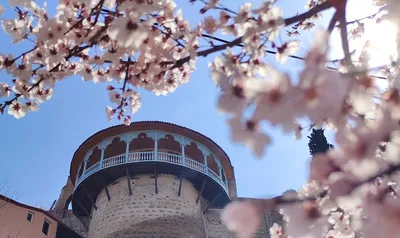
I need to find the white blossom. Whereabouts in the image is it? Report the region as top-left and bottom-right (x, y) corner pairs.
(276, 41), (300, 63)
(269, 223), (283, 238)
(0, 83), (10, 98)
(108, 14), (151, 50)
(106, 106), (115, 121)
(7, 100), (27, 119)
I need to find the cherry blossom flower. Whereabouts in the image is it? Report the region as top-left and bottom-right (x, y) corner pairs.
(0, 83), (10, 98)
(125, 90), (141, 114)
(234, 3), (252, 24)
(227, 117), (271, 157)
(106, 106), (115, 121)
(109, 91), (122, 104)
(309, 153), (340, 182)
(252, 0), (277, 15)
(30, 87), (53, 103)
(269, 223), (283, 238)
(26, 101), (39, 112)
(7, 100), (27, 119)
(363, 194), (400, 238)
(304, 30), (329, 68)
(245, 67), (299, 132)
(257, 7), (284, 40)
(327, 211), (355, 238)
(8, 0), (34, 8)
(203, 17), (218, 34)
(0, 4), (4, 16)
(221, 201), (261, 238)
(275, 41), (300, 63)
(329, 177), (357, 199)
(108, 14), (152, 49)
(124, 116), (131, 126)
(2, 17), (32, 43)
(281, 201), (329, 238)
(35, 19), (65, 45)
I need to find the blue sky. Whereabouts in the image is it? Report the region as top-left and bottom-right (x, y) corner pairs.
(0, 0), (339, 208)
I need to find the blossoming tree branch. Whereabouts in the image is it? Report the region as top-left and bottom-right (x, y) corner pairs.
(1, 0), (400, 237)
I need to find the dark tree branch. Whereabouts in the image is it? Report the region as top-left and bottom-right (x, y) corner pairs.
(338, 9), (352, 64)
(328, 11), (339, 33)
(284, 1), (333, 26)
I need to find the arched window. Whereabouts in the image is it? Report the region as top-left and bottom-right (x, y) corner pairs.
(64, 195), (73, 211)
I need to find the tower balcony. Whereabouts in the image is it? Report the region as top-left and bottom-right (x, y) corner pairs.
(76, 150), (228, 194)
(69, 122), (235, 217)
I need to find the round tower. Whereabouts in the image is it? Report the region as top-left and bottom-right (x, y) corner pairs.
(68, 121), (235, 238)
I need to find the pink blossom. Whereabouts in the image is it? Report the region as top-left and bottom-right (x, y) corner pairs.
(203, 17), (218, 34)
(108, 15), (150, 49)
(0, 4), (4, 16)
(363, 196), (400, 238)
(108, 91), (122, 104)
(221, 201), (261, 238)
(281, 201), (328, 238)
(309, 153), (339, 182)
(124, 117), (131, 126)
(227, 117), (271, 157)
(329, 178), (356, 199)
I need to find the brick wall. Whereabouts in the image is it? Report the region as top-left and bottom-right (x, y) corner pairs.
(204, 209), (235, 238)
(88, 174), (206, 238)
(61, 210), (89, 238)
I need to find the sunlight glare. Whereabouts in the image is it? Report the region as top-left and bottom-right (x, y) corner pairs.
(362, 20), (398, 68)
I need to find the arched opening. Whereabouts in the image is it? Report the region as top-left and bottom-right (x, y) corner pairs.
(158, 134), (181, 154)
(221, 169), (227, 183)
(87, 147), (101, 168)
(77, 162), (84, 178)
(207, 154), (219, 175)
(129, 133), (154, 152)
(64, 195), (73, 211)
(104, 137), (126, 159)
(185, 142), (204, 164)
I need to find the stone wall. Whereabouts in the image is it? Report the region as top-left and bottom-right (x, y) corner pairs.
(55, 176), (74, 212)
(204, 209), (235, 238)
(61, 210), (89, 238)
(88, 174), (206, 238)
(203, 208), (283, 238)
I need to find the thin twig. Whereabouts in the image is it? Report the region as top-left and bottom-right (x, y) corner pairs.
(284, 1), (332, 26)
(118, 57), (131, 110)
(335, 7), (386, 27)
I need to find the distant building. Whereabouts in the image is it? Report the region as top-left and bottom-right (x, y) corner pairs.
(0, 194), (81, 238)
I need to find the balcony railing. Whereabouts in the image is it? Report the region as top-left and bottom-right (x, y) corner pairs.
(76, 151), (229, 194)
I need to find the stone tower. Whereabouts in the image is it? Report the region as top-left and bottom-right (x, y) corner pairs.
(55, 121), (239, 238)
(54, 121), (283, 238)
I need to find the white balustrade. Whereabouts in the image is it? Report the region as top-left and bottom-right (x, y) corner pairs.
(77, 151), (228, 194)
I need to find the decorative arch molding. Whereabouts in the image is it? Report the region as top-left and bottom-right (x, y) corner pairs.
(88, 130), (218, 161)
(76, 129), (229, 194)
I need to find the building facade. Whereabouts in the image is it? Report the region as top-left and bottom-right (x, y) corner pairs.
(50, 121), (283, 238)
(0, 195), (80, 238)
